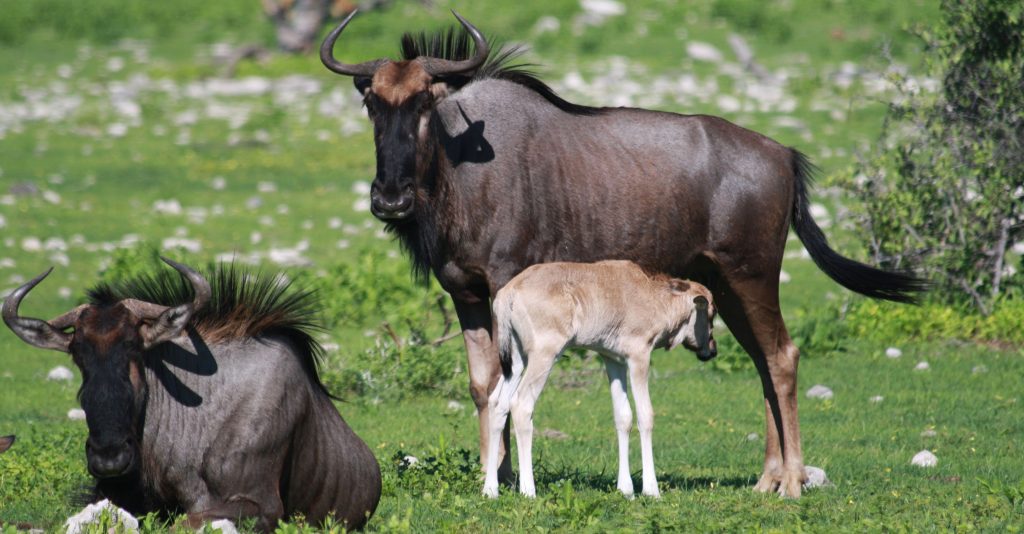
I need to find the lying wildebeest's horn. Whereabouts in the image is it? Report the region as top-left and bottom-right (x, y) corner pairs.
(2, 268), (75, 352)
(418, 11), (490, 76)
(122, 257), (211, 348)
(0, 435), (14, 454)
(320, 10), (387, 77)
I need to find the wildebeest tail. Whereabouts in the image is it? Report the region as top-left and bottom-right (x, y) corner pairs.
(790, 149), (927, 303)
(493, 290), (515, 378)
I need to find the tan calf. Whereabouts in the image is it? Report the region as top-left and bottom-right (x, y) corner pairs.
(483, 260), (716, 498)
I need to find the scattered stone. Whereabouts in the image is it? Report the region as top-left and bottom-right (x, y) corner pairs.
(162, 237), (202, 253)
(42, 190), (62, 204)
(65, 499), (138, 534)
(911, 450), (938, 467)
(746, 432), (759, 442)
(21, 237), (42, 252)
(211, 176), (227, 190)
(971, 365), (987, 374)
(402, 455), (419, 466)
(446, 400), (465, 412)
(68, 408), (86, 421)
(580, 0), (626, 17)
(779, 270), (791, 284)
(257, 181), (277, 193)
(914, 361), (930, 371)
(803, 466), (833, 489)
(208, 519), (240, 534)
(921, 428), (938, 438)
(153, 199), (183, 215)
(539, 428), (570, 440)
(869, 395), (884, 403)
(534, 15), (561, 34)
(885, 347), (902, 359)
(806, 384), (833, 400)
(686, 42), (723, 62)
(47, 366), (74, 381)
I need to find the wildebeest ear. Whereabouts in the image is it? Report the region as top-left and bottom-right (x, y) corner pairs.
(140, 304), (192, 349)
(354, 76), (372, 95)
(669, 279), (691, 294)
(0, 435), (14, 454)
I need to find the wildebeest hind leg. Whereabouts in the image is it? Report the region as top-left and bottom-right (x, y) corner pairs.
(453, 298), (513, 484)
(714, 276), (806, 498)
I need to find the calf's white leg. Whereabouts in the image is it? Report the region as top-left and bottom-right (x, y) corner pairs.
(628, 354), (660, 497)
(509, 343), (560, 497)
(603, 358), (634, 497)
(483, 342), (525, 498)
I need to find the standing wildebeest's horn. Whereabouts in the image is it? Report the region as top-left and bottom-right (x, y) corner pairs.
(2, 268), (75, 352)
(122, 257), (211, 348)
(320, 10), (387, 77)
(417, 11), (490, 76)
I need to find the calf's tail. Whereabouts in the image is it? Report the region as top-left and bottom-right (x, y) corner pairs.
(493, 291), (515, 378)
(790, 149), (927, 303)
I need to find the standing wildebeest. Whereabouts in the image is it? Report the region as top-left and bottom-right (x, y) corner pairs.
(2, 259), (381, 529)
(320, 11), (924, 497)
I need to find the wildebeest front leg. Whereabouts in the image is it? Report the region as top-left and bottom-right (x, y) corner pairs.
(453, 298), (512, 483)
(185, 494), (282, 532)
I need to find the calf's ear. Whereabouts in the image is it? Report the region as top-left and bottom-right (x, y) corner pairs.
(0, 435), (14, 454)
(669, 279), (691, 294)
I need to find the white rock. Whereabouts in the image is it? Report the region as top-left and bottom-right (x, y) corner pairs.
(686, 42), (723, 62)
(779, 270), (791, 283)
(885, 347), (902, 359)
(1012, 241), (1024, 255)
(914, 361), (930, 371)
(580, 0), (625, 17)
(921, 428), (937, 438)
(153, 199), (183, 215)
(803, 466), (833, 489)
(211, 176), (227, 190)
(43, 190), (62, 204)
(67, 408), (86, 420)
(972, 365), (987, 374)
(911, 450), (937, 467)
(352, 181), (371, 196)
(47, 366), (74, 381)
(447, 400), (465, 411)
(716, 94), (741, 113)
(809, 203), (829, 221)
(746, 432), (759, 442)
(0, 214), (5, 228)
(869, 395), (884, 403)
(403, 455), (419, 466)
(257, 181), (277, 193)
(805, 384), (833, 400)
(64, 499), (138, 534)
(534, 15), (561, 34)
(22, 237), (42, 252)
(206, 519), (239, 534)
(162, 237), (201, 253)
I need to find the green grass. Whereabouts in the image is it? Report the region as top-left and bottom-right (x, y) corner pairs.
(2, 0), (1022, 531)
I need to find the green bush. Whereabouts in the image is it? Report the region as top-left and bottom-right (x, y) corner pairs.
(835, 0), (1024, 315)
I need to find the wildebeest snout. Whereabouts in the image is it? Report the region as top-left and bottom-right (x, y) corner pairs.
(370, 183), (414, 220)
(697, 337), (718, 361)
(86, 437), (135, 478)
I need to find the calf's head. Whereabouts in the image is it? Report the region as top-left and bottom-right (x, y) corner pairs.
(3, 258), (209, 478)
(321, 10), (489, 221)
(667, 280), (718, 361)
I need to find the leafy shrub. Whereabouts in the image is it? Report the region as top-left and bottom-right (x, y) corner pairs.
(835, 0), (1024, 314)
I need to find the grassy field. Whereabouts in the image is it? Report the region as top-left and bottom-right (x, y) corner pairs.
(1, 0), (1022, 531)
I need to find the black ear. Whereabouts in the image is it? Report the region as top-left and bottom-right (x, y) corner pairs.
(140, 304), (192, 349)
(354, 76), (372, 94)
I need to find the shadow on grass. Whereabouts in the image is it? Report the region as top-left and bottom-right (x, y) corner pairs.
(532, 463), (753, 493)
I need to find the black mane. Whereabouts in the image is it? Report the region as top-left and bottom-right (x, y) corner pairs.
(400, 27), (604, 116)
(88, 264), (331, 397)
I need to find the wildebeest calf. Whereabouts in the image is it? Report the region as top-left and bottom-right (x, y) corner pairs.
(484, 260), (716, 498)
(2, 259), (381, 531)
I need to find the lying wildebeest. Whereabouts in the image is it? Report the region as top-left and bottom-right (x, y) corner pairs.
(0, 435), (13, 454)
(484, 260), (716, 499)
(320, 12), (924, 497)
(2, 259), (381, 530)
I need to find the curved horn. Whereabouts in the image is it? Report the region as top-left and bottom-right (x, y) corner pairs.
(2, 268), (73, 352)
(418, 11), (490, 76)
(161, 257), (211, 311)
(320, 10), (387, 77)
(136, 258), (210, 349)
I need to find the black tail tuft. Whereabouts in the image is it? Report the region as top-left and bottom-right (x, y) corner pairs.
(791, 150), (928, 303)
